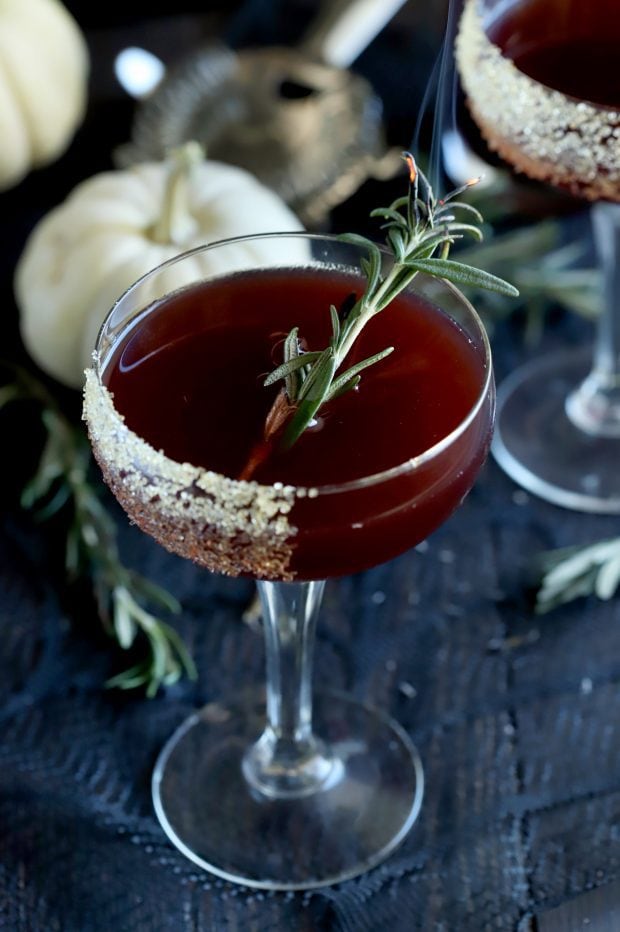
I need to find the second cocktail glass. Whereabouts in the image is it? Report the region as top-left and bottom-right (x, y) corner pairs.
(84, 232), (494, 889)
(457, 0), (620, 512)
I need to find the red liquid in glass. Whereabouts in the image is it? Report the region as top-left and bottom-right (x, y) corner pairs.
(104, 268), (493, 579)
(488, 0), (620, 108)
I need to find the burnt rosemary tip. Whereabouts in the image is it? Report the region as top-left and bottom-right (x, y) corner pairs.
(402, 151), (417, 184)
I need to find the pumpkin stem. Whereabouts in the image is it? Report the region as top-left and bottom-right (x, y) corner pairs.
(149, 142), (202, 245)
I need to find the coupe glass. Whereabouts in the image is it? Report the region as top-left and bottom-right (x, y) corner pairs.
(83, 232), (494, 890)
(457, 0), (620, 512)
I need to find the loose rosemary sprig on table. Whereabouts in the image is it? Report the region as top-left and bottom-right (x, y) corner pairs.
(258, 153), (519, 457)
(1, 365), (196, 697)
(535, 537), (620, 614)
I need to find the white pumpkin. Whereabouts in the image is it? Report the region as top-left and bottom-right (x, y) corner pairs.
(15, 145), (305, 388)
(0, 0), (89, 190)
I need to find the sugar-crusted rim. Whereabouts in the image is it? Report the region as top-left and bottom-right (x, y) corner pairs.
(91, 231), (494, 497)
(456, 0), (620, 202)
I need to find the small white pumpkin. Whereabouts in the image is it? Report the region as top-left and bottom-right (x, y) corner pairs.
(0, 0), (89, 190)
(15, 145), (304, 388)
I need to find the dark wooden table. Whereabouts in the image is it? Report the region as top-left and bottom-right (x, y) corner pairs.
(1, 5), (619, 930)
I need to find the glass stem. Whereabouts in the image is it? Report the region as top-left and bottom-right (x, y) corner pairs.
(566, 202), (620, 437)
(242, 579), (339, 799)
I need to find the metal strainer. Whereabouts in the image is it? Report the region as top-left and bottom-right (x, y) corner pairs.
(115, 0), (406, 225)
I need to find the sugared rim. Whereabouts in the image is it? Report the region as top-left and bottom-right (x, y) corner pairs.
(92, 231), (493, 497)
(457, 0), (620, 202)
(473, 0), (620, 114)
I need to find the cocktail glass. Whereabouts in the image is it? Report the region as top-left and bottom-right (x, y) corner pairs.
(457, 0), (620, 512)
(83, 232), (494, 889)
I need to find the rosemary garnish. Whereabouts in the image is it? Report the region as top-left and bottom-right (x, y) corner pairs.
(1, 364), (196, 696)
(536, 537), (620, 614)
(255, 153), (518, 465)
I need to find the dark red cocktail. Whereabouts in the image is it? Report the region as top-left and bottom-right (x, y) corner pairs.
(93, 259), (493, 581)
(488, 0), (620, 109)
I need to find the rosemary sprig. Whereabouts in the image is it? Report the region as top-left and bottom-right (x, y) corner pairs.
(536, 537), (620, 614)
(262, 153), (519, 455)
(1, 365), (196, 696)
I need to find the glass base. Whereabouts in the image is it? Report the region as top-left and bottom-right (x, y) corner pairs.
(492, 350), (620, 513)
(152, 690), (424, 890)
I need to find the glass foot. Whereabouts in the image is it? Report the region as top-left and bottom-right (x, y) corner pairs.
(152, 690), (424, 890)
(492, 350), (620, 513)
